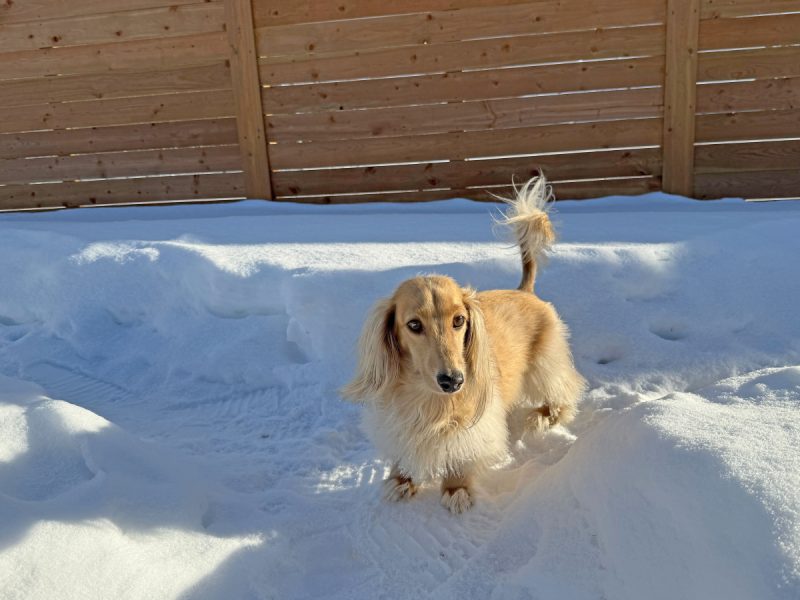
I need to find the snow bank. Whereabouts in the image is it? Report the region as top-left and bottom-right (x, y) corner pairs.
(0, 194), (799, 599)
(0, 376), (260, 600)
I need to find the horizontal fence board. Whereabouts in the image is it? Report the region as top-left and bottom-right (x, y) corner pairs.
(0, 63), (231, 109)
(0, 32), (228, 82)
(701, 0), (800, 19)
(0, 173), (245, 210)
(258, 0), (663, 58)
(695, 169), (800, 199)
(260, 25), (665, 85)
(0, 0), (211, 25)
(270, 118), (662, 169)
(697, 46), (800, 82)
(255, 0), (560, 27)
(2, 3), (225, 53)
(0, 145), (241, 185)
(272, 148), (662, 196)
(0, 118), (239, 160)
(263, 56), (664, 114)
(699, 12), (800, 50)
(274, 177), (662, 203)
(695, 140), (800, 173)
(267, 88), (663, 142)
(696, 77), (800, 114)
(696, 109), (800, 142)
(1, 90), (235, 134)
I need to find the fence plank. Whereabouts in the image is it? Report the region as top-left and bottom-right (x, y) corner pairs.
(699, 12), (800, 50)
(0, 0), (210, 25)
(274, 177), (662, 203)
(0, 90), (235, 135)
(695, 170), (800, 199)
(662, 0), (700, 196)
(0, 63), (231, 109)
(0, 173), (245, 210)
(257, 0), (663, 58)
(255, 0), (561, 27)
(267, 88), (663, 142)
(263, 56), (664, 114)
(701, 0), (800, 20)
(272, 148), (662, 196)
(270, 118), (662, 169)
(697, 46), (800, 82)
(696, 109), (800, 142)
(695, 140), (800, 173)
(260, 25), (665, 85)
(1, 3), (225, 53)
(0, 145), (241, 186)
(697, 77), (800, 114)
(0, 118), (239, 160)
(225, 0), (273, 199)
(0, 32), (228, 82)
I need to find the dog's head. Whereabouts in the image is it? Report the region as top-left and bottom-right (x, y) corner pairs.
(343, 275), (490, 402)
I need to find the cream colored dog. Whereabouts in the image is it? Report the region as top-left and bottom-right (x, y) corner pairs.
(343, 177), (586, 514)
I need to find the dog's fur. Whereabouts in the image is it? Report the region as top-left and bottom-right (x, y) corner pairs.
(342, 177), (586, 514)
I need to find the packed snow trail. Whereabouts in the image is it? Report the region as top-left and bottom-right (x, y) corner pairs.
(0, 195), (798, 599)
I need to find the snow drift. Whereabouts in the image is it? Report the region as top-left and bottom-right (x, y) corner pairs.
(0, 194), (799, 599)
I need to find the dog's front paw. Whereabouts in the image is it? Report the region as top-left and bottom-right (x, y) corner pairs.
(441, 486), (473, 514)
(384, 476), (418, 502)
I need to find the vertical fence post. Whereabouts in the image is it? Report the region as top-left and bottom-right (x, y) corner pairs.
(662, 0), (700, 197)
(225, 0), (273, 199)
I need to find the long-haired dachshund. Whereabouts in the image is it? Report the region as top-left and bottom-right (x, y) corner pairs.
(343, 177), (586, 513)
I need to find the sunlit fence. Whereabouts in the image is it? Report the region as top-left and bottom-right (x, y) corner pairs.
(1, 0), (798, 210)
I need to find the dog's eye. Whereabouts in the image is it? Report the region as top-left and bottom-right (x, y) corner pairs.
(407, 319), (423, 333)
(453, 315), (466, 329)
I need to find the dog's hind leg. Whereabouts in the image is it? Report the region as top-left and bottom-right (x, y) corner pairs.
(383, 464), (418, 502)
(524, 318), (586, 433)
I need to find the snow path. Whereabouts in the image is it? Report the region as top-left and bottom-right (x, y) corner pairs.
(0, 195), (799, 599)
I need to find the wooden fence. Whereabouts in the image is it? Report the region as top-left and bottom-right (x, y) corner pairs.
(1, 0), (798, 210)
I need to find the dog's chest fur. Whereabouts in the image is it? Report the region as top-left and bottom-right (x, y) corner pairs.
(363, 391), (509, 482)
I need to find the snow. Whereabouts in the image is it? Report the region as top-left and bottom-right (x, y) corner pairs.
(0, 193), (799, 599)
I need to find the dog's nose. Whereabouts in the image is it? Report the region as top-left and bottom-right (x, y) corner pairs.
(436, 371), (464, 393)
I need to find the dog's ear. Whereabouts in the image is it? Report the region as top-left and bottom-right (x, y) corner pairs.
(341, 298), (400, 402)
(463, 288), (493, 409)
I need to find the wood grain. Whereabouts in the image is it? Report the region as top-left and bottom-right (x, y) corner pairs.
(225, 0), (273, 198)
(257, 0), (663, 58)
(662, 0), (699, 196)
(1, 3), (225, 53)
(263, 56), (664, 114)
(272, 148), (662, 196)
(697, 77), (800, 114)
(695, 169), (800, 199)
(698, 46), (800, 82)
(0, 145), (240, 186)
(696, 109), (800, 142)
(267, 88), (663, 142)
(269, 118), (662, 169)
(0, 90), (235, 135)
(259, 25), (665, 85)
(0, 173), (245, 210)
(0, 32), (228, 82)
(0, 119), (239, 160)
(695, 140), (800, 173)
(0, 63), (232, 109)
(701, 0), (800, 20)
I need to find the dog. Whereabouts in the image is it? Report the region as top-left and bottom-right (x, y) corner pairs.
(342, 177), (586, 514)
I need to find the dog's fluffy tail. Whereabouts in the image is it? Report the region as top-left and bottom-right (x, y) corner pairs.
(499, 176), (556, 293)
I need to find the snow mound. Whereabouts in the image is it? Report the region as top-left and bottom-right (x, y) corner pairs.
(0, 376), (260, 600)
(1, 194), (799, 598)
